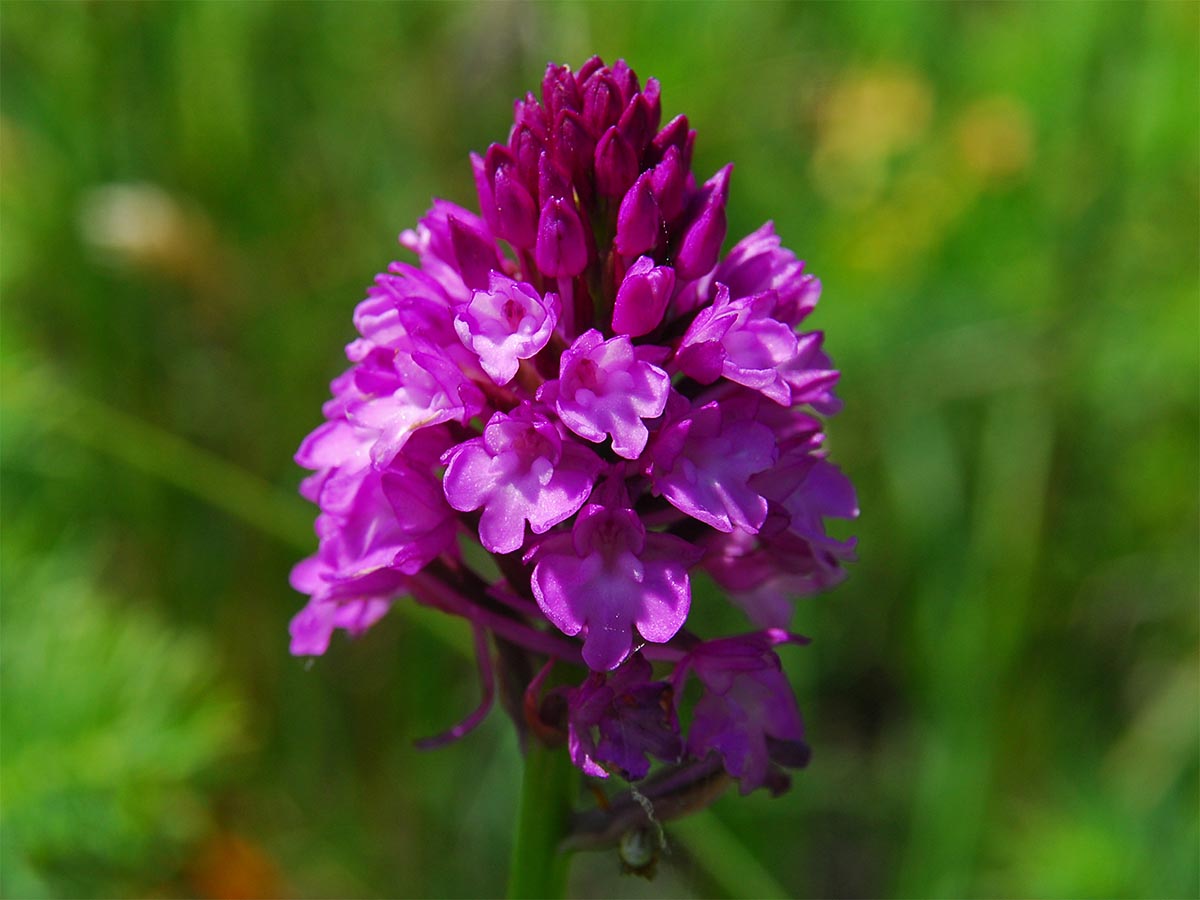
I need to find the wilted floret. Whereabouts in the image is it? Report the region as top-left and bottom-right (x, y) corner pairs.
(291, 57), (857, 805)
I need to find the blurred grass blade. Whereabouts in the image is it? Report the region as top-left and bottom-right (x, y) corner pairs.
(671, 808), (791, 899)
(0, 363), (472, 658)
(3, 363), (314, 551)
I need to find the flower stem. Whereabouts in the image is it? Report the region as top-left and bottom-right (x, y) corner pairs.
(507, 741), (576, 899)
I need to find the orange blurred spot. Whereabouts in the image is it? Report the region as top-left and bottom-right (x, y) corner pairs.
(187, 832), (281, 900)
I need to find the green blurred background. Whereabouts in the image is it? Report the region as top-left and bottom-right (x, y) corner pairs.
(2, 2), (1197, 897)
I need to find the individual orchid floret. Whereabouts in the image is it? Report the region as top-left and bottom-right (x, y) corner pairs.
(442, 405), (601, 555)
(565, 653), (682, 780)
(529, 482), (699, 671)
(352, 263), (464, 362)
(289, 467), (419, 655)
(611, 256), (674, 338)
(540, 329), (670, 459)
(453, 272), (560, 385)
(711, 221), (822, 326)
(782, 331), (842, 415)
(676, 284), (799, 406)
(703, 436), (858, 628)
(294, 415), (374, 507)
(648, 398), (778, 533)
(346, 346), (485, 469)
(675, 630), (811, 794)
(380, 462), (461, 575)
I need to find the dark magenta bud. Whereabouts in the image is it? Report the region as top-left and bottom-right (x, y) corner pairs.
(538, 150), (571, 203)
(649, 114), (689, 164)
(642, 78), (662, 130)
(513, 91), (548, 137)
(681, 128), (696, 171)
(576, 55), (605, 84)
(612, 255), (675, 337)
(554, 109), (595, 183)
(512, 125), (545, 188)
(535, 197), (589, 277)
(615, 172), (660, 256)
(542, 63), (581, 119)
(618, 93), (656, 158)
(650, 145), (687, 221)
(583, 71), (624, 137)
(674, 164), (732, 280)
(484, 142), (517, 182)
(448, 215), (501, 291)
(492, 163), (538, 249)
(594, 126), (638, 199)
(611, 58), (641, 105)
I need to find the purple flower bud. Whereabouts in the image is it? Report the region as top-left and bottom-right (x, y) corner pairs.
(447, 214), (501, 292)
(511, 124), (545, 187)
(512, 91), (548, 137)
(491, 163), (538, 249)
(612, 256), (674, 337)
(541, 329), (671, 459)
(649, 114), (689, 164)
(537, 150), (571, 202)
(650, 145), (687, 222)
(442, 405), (601, 555)
(453, 271), (559, 384)
(674, 164), (732, 279)
(576, 55), (605, 84)
(681, 128), (697, 172)
(617, 92), (657, 158)
(594, 125), (638, 199)
(535, 196), (589, 277)
(610, 58), (640, 105)
(554, 109), (595, 184)
(582, 71), (624, 136)
(542, 62), (581, 118)
(614, 172), (661, 257)
(643, 78), (662, 130)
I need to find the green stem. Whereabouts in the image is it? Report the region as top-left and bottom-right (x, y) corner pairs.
(507, 741), (576, 899)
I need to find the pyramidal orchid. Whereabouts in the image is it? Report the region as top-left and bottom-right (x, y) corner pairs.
(291, 56), (858, 886)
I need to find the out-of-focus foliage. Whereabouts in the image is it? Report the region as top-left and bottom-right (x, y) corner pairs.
(1, 2), (1196, 897)
(0, 529), (243, 897)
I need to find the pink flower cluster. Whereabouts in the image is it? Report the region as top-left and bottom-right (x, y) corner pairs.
(292, 57), (857, 795)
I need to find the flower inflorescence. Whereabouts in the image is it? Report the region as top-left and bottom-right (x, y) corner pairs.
(291, 57), (858, 797)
